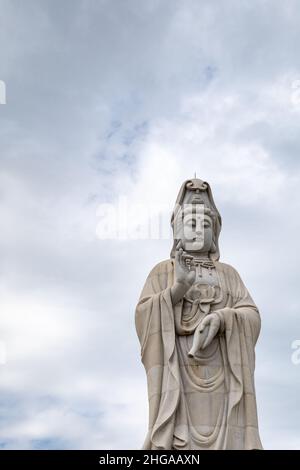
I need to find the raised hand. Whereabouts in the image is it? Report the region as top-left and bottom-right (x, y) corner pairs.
(174, 241), (196, 286)
(171, 241), (196, 305)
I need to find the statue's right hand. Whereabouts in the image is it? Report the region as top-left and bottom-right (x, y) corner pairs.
(174, 241), (196, 287)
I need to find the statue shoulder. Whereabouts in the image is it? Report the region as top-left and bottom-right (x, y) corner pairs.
(147, 258), (173, 278)
(214, 260), (240, 277)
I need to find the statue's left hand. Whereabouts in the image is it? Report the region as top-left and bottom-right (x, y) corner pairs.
(198, 313), (221, 349)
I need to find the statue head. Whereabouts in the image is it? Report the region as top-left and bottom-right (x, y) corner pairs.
(170, 178), (222, 260)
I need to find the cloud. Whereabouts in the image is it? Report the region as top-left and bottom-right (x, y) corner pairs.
(1, 0), (300, 449)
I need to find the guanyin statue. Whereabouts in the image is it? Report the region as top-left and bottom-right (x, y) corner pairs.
(135, 178), (262, 450)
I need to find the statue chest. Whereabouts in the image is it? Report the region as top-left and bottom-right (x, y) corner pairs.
(183, 265), (223, 315)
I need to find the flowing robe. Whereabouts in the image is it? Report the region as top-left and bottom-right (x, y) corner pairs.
(135, 259), (263, 450)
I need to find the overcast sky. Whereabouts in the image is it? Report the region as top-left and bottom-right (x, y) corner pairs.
(1, 0), (300, 449)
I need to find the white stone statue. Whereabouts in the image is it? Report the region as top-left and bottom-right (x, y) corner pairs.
(135, 178), (263, 450)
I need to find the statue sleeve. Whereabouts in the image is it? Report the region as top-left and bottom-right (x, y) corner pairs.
(214, 265), (263, 449)
(134, 261), (181, 449)
(215, 265), (261, 345)
(231, 266), (260, 344)
(135, 261), (173, 359)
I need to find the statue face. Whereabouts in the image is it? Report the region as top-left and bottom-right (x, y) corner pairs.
(181, 206), (213, 253)
(178, 189), (214, 253)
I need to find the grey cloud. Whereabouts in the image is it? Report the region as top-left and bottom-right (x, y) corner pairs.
(1, 0), (300, 450)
